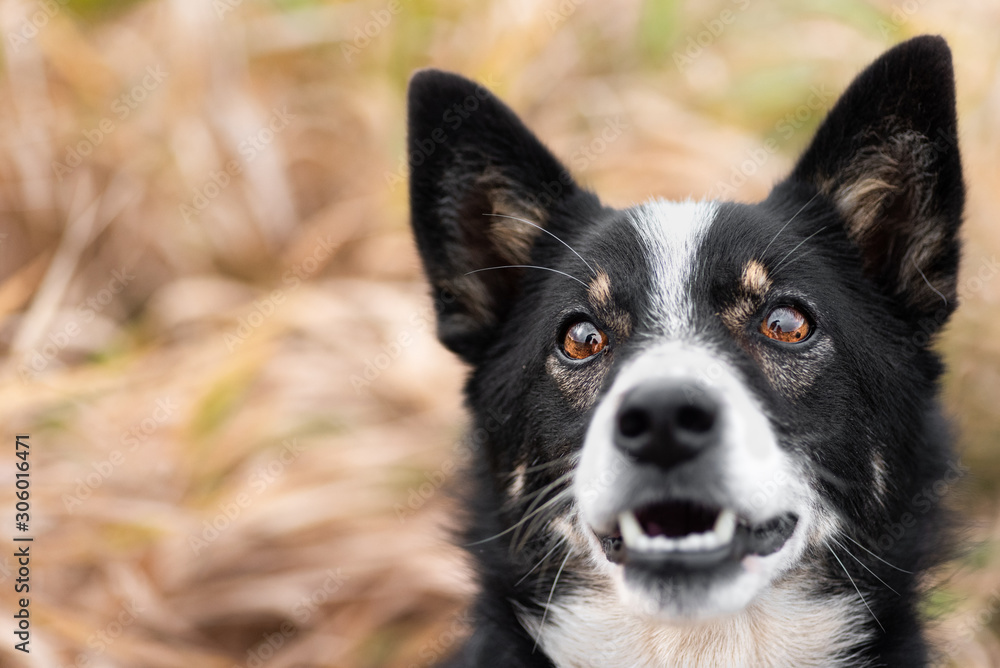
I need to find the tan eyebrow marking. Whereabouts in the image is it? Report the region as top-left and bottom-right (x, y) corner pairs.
(720, 260), (772, 334)
(586, 268), (632, 337)
(742, 259), (772, 296)
(587, 270), (612, 308)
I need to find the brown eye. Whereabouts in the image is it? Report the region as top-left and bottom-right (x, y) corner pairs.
(761, 306), (811, 343)
(562, 321), (608, 360)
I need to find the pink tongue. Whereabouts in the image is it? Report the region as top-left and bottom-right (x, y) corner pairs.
(644, 520), (665, 537)
(636, 501), (719, 538)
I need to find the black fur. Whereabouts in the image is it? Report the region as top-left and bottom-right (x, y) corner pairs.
(408, 36), (964, 668)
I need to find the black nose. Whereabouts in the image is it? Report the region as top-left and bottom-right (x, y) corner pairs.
(614, 382), (720, 470)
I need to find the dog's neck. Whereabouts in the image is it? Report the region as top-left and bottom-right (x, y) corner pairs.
(519, 576), (872, 668)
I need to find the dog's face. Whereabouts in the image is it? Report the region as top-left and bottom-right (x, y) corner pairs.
(408, 36), (962, 631)
(569, 199), (828, 619)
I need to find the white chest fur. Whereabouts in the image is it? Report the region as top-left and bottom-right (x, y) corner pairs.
(519, 579), (871, 668)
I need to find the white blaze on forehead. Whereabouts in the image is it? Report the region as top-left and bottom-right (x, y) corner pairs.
(629, 199), (718, 335)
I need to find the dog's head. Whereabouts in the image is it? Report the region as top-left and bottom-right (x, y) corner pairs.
(407, 36), (962, 624)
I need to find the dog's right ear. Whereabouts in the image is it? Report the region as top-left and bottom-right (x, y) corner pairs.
(407, 70), (588, 363)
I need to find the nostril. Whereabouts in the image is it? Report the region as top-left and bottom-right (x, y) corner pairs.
(675, 404), (715, 434)
(618, 408), (650, 438)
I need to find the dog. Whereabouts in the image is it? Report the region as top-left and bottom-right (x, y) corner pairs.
(406, 35), (964, 667)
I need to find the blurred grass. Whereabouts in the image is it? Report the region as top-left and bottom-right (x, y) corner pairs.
(1, 0), (999, 666)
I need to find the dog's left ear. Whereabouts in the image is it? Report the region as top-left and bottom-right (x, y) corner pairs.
(786, 35), (965, 326)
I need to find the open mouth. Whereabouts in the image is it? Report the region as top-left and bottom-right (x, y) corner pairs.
(599, 499), (798, 569)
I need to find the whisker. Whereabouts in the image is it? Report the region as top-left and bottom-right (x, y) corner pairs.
(484, 213), (597, 276)
(533, 546), (573, 653)
(509, 471), (574, 507)
(840, 532), (913, 574)
(773, 224), (833, 274)
(515, 536), (568, 588)
(761, 191), (821, 258)
(772, 248), (815, 273)
(517, 455), (578, 476)
(464, 265), (588, 287)
(830, 535), (899, 595)
(514, 487), (573, 552)
(912, 258), (948, 306)
(812, 462), (856, 493)
(827, 544), (885, 632)
(517, 473), (572, 515)
(466, 485), (570, 547)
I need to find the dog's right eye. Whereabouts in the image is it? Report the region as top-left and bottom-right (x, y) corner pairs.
(562, 321), (608, 360)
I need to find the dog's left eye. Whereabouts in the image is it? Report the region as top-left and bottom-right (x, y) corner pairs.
(761, 306), (811, 343)
(562, 321), (608, 360)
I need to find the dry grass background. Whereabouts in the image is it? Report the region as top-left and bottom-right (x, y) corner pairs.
(0, 0), (999, 666)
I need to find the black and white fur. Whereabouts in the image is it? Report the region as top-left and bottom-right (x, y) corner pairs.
(407, 36), (964, 667)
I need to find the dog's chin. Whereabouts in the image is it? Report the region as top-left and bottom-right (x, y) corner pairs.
(615, 553), (783, 620)
(595, 503), (802, 621)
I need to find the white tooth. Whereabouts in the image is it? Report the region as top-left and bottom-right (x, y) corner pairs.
(649, 535), (677, 551)
(636, 533), (653, 551)
(618, 509), (738, 553)
(714, 509), (737, 544)
(619, 511), (644, 547)
(678, 533), (703, 551)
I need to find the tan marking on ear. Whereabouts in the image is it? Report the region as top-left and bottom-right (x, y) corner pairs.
(588, 270), (612, 308)
(476, 167), (550, 265)
(817, 130), (928, 244)
(818, 130), (955, 309)
(441, 168), (552, 319)
(489, 193), (548, 228)
(485, 214), (536, 265)
(742, 260), (772, 296)
(825, 175), (900, 242)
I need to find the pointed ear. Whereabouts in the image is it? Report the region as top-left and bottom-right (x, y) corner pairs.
(788, 36), (965, 326)
(407, 69), (590, 362)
